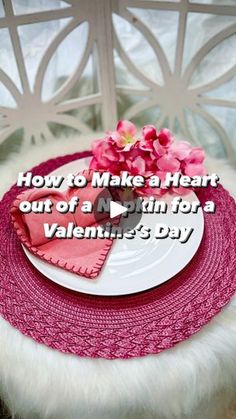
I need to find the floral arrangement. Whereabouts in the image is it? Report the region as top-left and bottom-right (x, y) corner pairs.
(89, 120), (206, 196)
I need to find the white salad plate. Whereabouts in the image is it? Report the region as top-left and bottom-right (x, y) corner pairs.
(23, 157), (204, 296)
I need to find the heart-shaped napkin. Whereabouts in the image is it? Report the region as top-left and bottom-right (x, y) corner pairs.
(11, 169), (115, 279)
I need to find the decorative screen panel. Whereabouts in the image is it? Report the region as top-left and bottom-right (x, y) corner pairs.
(0, 0), (235, 161)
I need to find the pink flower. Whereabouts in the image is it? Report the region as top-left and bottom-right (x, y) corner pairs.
(126, 141), (157, 176)
(90, 137), (124, 173)
(169, 141), (191, 160)
(90, 121), (206, 196)
(110, 120), (137, 148)
(152, 139), (167, 158)
(185, 147), (205, 164)
(184, 147), (206, 176)
(126, 155), (146, 176)
(151, 130), (175, 158)
(92, 138), (118, 161)
(139, 140), (153, 152)
(184, 163), (207, 177)
(117, 120), (137, 137)
(157, 154), (180, 172)
(142, 125), (157, 141)
(125, 140), (145, 161)
(155, 170), (168, 185)
(89, 156), (101, 171)
(158, 128), (174, 147)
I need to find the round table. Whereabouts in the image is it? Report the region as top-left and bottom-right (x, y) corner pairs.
(0, 134), (236, 419)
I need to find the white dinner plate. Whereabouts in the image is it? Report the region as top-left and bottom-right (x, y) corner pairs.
(23, 157), (204, 296)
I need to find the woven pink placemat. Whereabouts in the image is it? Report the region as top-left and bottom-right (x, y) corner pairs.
(0, 151), (236, 359)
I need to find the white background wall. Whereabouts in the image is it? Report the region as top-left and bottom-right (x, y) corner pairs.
(0, 0), (235, 161)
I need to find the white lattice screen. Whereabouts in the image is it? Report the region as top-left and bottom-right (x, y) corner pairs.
(0, 0), (235, 161)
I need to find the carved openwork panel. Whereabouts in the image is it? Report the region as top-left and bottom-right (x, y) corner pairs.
(0, 0), (235, 160)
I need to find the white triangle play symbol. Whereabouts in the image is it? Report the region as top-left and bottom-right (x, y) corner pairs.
(110, 201), (127, 219)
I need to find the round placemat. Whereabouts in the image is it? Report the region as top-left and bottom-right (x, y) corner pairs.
(0, 151), (235, 359)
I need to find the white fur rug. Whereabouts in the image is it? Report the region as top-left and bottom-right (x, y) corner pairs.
(0, 134), (236, 419)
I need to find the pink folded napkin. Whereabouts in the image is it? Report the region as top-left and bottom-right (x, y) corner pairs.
(11, 170), (114, 279)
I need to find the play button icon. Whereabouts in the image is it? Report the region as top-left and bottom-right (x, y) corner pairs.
(110, 201), (128, 219)
(93, 187), (143, 234)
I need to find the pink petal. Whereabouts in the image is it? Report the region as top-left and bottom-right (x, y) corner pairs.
(115, 150), (125, 161)
(98, 157), (112, 168)
(158, 128), (174, 147)
(184, 163), (207, 177)
(127, 156), (146, 176)
(186, 147), (205, 164)
(157, 155), (180, 172)
(169, 141), (191, 160)
(109, 131), (125, 148)
(103, 144), (118, 162)
(116, 120), (137, 137)
(139, 139), (153, 151)
(152, 140), (166, 157)
(142, 125), (157, 141)
(155, 170), (168, 184)
(92, 137), (120, 166)
(89, 157), (99, 170)
(122, 143), (134, 152)
(91, 138), (103, 152)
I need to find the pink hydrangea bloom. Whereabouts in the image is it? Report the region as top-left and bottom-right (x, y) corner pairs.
(126, 156), (146, 176)
(109, 120), (137, 148)
(157, 155), (180, 172)
(90, 137), (125, 174)
(142, 125), (157, 141)
(184, 147), (207, 176)
(169, 141), (191, 160)
(158, 128), (174, 147)
(90, 120), (206, 196)
(186, 147), (205, 164)
(185, 163), (207, 177)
